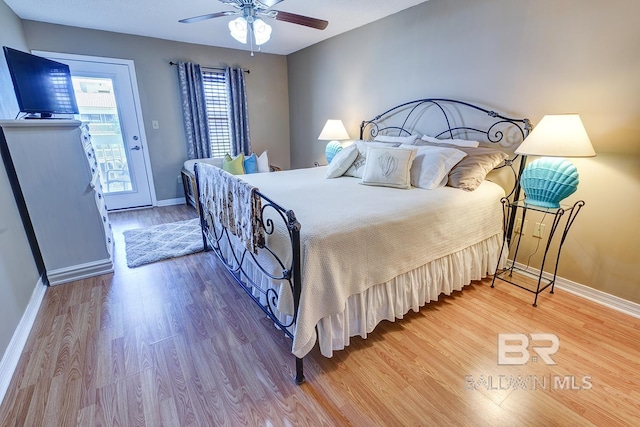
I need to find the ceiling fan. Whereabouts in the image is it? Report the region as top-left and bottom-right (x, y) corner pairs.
(179, 0), (328, 54)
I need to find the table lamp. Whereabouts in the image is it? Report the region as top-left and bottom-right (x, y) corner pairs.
(318, 119), (350, 163)
(515, 114), (596, 208)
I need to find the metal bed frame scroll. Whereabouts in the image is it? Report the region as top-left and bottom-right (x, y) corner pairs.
(195, 98), (531, 385)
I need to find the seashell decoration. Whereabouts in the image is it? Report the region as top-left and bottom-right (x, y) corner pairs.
(325, 141), (343, 164)
(520, 157), (579, 208)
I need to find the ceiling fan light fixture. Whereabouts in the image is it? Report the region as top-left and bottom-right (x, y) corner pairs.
(181, 1), (328, 54)
(252, 18), (272, 46)
(229, 17), (248, 44)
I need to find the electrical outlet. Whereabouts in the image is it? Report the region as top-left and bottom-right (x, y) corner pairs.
(533, 222), (545, 238)
(177, 174), (183, 184)
(514, 218), (528, 234)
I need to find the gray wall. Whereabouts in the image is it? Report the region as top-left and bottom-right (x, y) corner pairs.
(0, 0), (21, 118)
(287, 0), (640, 303)
(0, 0), (41, 361)
(22, 21), (291, 202)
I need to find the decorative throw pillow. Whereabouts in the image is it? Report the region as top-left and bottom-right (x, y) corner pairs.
(400, 144), (467, 190)
(344, 141), (398, 179)
(243, 153), (258, 174)
(256, 150), (270, 173)
(417, 141), (508, 191)
(373, 134), (418, 145)
(361, 146), (417, 189)
(326, 143), (359, 178)
(222, 153), (245, 175)
(420, 135), (480, 148)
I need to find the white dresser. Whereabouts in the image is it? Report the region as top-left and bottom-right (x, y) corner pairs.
(80, 124), (114, 258)
(0, 119), (113, 285)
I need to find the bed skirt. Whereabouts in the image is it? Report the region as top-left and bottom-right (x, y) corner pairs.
(215, 229), (506, 358)
(316, 233), (506, 357)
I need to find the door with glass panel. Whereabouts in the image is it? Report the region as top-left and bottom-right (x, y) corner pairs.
(33, 52), (154, 210)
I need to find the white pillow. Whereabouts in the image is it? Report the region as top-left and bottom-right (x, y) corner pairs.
(344, 141), (394, 178)
(326, 143), (359, 178)
(374, 134), (418, 144)
(400, 144), (467, 190)
(420, 135), (480, 148)
(361, 146), (417, 189)
(256, 150), (270, 173)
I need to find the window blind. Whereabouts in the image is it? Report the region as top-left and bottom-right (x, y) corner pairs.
(201, 70), (231, 158)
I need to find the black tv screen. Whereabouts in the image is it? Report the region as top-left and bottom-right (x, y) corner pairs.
(3, 46), (79, 116)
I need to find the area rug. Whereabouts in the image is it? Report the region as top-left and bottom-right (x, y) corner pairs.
(123, 218), (203, 268)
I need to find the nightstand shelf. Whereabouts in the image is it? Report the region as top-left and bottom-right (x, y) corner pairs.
(492, 198), (585, 306)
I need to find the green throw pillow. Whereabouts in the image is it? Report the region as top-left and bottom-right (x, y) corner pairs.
(222, 153), (245, 175)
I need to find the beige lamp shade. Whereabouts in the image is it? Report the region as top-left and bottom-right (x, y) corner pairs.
(318, 119), (350, 141)
(515, 114), (596, 157)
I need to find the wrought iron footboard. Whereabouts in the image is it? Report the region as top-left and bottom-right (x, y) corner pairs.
(194, 163), (305, 384)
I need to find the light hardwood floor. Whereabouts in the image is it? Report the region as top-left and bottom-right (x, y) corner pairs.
(1, 204), (639, 426)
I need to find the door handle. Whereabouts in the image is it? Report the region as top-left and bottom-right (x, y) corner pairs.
(131, 145), (141, 151)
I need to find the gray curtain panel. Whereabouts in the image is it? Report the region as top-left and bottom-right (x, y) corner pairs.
(225, 67), (251, 156)
(177, 62), (212, 160)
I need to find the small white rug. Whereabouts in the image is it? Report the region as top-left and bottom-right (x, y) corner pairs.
(123, 218), (203, 268)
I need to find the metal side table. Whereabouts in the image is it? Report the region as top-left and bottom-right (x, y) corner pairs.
(492, 198), (585, 306)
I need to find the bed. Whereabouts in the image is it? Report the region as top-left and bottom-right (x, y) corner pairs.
(194, 99), (531, 384)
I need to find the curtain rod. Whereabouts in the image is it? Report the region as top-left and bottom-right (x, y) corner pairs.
(169, 61), (250, 74)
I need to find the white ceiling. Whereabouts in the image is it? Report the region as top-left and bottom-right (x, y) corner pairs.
(5, 0), (430, 55)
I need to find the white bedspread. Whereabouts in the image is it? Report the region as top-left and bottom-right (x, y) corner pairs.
(236, 166), (505, 358)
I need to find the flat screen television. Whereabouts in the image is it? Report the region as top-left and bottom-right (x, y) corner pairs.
(3, 46), (79, 118)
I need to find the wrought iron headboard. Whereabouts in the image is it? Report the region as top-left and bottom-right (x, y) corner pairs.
(360, 98), (531, 146)
(360, 98), (531, 196)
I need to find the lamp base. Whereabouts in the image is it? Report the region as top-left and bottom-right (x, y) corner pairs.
(325, 140), (343, 163)
(520, 157), (579, 209)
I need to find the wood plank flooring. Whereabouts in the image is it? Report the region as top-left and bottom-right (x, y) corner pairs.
(1, 204), (639, 426)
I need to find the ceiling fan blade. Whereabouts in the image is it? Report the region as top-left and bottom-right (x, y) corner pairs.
(257, 0), (285, 8)
(272, 11), (328, 30)
(179, 11), (235, 24)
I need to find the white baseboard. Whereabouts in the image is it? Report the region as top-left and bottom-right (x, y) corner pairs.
(509, 260), (640, 319)
(0, 276), (47, 405)
(156, 197), (186, 207)
(47, 258), (114, 286)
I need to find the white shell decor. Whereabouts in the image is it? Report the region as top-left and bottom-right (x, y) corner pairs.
(378, 152), (398, 177)
(520, 157), (579, 208)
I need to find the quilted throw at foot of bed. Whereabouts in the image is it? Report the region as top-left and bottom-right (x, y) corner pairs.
(196, 162), (265, 254)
